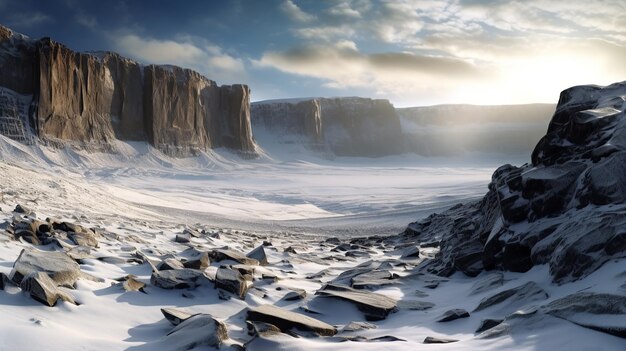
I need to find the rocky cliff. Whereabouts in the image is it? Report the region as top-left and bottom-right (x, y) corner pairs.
(251, 97), (404, 157)
(0, 24), (255, 156)
(398, 81), (626, 283)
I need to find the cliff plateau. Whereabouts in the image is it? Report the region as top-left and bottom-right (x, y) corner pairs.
(0, 25), (255, 156)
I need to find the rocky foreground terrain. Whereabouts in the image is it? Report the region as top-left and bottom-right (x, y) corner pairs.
(1, 81), (626, 350)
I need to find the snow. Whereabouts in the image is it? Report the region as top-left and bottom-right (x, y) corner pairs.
(0, 136), (623, 350)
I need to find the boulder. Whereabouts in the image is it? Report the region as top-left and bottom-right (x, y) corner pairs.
(215, 268), (248, 299)
(423, 336), (459, 344)
(162, 314), (228, 351)
(10, 248), (81, 287)
(316, 284), (397, 321)
(475, 319), (504, 334)
(247, 245), (268, 265)
(161, 307), (196, 326)
(474, 282), (548, 312)
(437, 309), (470, 322)
(209, 249), (259, 266)
(20, 272), (75, 306)
(247, 304), (337, 336)
(150, 269), (207, 289)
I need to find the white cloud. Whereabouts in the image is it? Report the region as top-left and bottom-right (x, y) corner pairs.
(8, 12), (53, 28)
(326, 2), (362, 19)
(75, 13), (98, 29)
(280, 0), (315, 23)
(114, 34), (247, 84)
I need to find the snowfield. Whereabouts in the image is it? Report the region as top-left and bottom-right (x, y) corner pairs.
(0, 136), (623, 351)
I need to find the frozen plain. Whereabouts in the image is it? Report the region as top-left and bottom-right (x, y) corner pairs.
(0, 136), (624, 350)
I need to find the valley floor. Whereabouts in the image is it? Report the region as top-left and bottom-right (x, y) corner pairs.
(0, 137), (623, 350)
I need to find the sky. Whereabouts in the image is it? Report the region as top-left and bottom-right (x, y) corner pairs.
(0, 0), (625, 107)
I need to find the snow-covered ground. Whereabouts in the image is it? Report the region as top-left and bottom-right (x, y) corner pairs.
(2, 137), (622, 351)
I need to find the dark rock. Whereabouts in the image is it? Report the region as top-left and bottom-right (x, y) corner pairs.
(161, 307), (196, 326)
(351, 270), (396, 289)
(369, 335), (406, 342)
(247, 304), (337, 336)
(542, 292), (626, 338)
(68, 231), (98, 248)
(437, 308), (470, 322)
(14, 204), (32, 214)
(157, 258), (185, 271)
(174, 234), (191, 243)
(150, 269), (207, 289)
(122, 275), (146, 292)
(341, 321), (377, 332)
(474, 282), (548, 312)
(163, 314), (228, 351)
(182, 252), (209, 270)
(10, 248), (81, 287)
(20, 272), (75, 306)
(423, 336), (459, 344)
(246, 245), (268, 265)
(283, 288), (306, 301)
(316, 284), (397, 321)
(475, 319), (503, 334)
(215, 268), (248, 299)
(209, 249), (259, 266)
(401, 246), (420, 259)
(469, 273), (504, 295)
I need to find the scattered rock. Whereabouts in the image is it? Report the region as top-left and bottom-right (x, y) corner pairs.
(182, 252), (209, 270)
(475, 319), (503, 334)
(437, 308), (470, 322)
(469, 273), (504, 295)
(423, 336), (459, 344)
(246, 320), (281, 337)
(122, 275), (146, 292)
(68, 231), (98, 248)
(247, 304), (337, 336)
(215, 268), (248, 299)
(474, 282), (548, 312)
(157, 258), (185, 271)
(341, 321), (377, 332)
(161, 307), (196, 326)
(247, 245), (268, 265)
(14, 204), (32, 215)
(174, 233), (191, 243)
(20, 272), (75, 306)
(398, 300), (435, 310)
(316, 284), (397, 321)
(150, 269), (207, 289)
(542, 292), (626, 338)
(209, 249), (259, 266)
(401, 246), (420, 259)
(282, 288), (306, 301)
(351, 270), (396, 289)
(10, 248), (81, 287)
(163, 314), (228, 351)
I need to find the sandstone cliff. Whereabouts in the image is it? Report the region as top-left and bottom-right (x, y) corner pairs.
(251, 97), (403, 157)
(0, 24), (255, 156)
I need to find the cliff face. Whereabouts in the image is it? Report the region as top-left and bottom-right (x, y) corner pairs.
(401, 81), (626, 284)
(251, 97), (403, 157)
(251, 99), (322, 143)
(319, 97), (403, 156)
(0, 25), (255, 156)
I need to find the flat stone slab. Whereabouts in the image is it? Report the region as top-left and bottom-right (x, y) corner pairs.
(20, 272), (75, 306)
(161, 308), (196, 326)
(150, 269), (207, 289)
(163, 314), (228, 351)
(437, 308), (470, 322)
(247, 304), (337, 336)
(10, 248), (81, 287)
(316, 284), (397, 321)
(209, 249), (259, 266)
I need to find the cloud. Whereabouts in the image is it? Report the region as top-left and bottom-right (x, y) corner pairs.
(253, 41), (483, 103)
(113, 34), (247, 84)
(75, 13), (98, 29)
(326, 2), (362, 19)
(280, 0), (315, 23)
(8, 12), (53, 28)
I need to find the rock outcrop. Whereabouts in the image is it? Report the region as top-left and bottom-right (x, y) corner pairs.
(0, 24), (255, 156)
(251, 97), (404, 157)
(401, 81), (626, 283)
